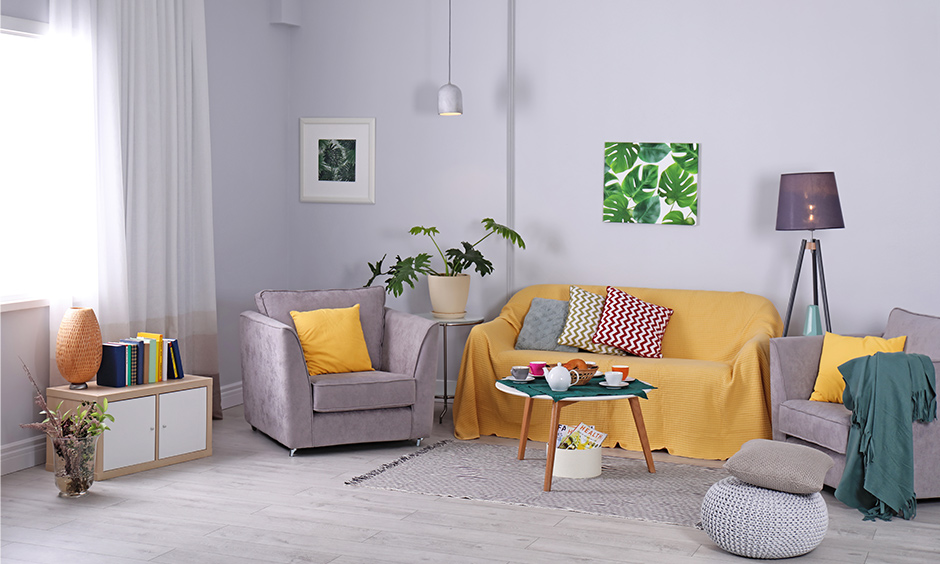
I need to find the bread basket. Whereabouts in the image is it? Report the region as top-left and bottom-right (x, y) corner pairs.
(570, 366), (598, 386)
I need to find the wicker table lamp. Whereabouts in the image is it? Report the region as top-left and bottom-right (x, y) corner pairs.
(56, 307), (102, 389)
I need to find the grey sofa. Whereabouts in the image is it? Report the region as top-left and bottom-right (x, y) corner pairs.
(239, 286), (439, 454)
(769, 308), (940, 498)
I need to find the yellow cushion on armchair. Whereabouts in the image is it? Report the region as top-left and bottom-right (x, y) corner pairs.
(809, 332), (906, 403)
(290, 304), (374, 376)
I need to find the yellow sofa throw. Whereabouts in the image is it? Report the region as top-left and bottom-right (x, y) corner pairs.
(810, 332), (906, 403)
(290, 304), (373, 376)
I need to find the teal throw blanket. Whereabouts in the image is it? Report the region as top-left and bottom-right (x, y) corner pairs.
(835, 352), (936, 521)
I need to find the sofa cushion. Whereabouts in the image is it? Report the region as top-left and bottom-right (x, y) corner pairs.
(810, 332), (906, 403)
(593, 286), (674, 359)
(256, 286), (386, 365)
(777, 399), (852, 454)
(515, 298), (579, 352)
(309, 370), (415, 412)
(557, 286), (627, 356)
(290, 305), (374, 376)
(724, 438), (834, 494)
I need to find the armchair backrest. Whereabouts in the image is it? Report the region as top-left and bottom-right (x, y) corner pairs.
(883, 308), (940, 375)
(254, 286), (387, 368)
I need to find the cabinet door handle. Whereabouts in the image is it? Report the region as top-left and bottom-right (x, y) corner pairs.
(150, 427), (155, 431)
(162, 424), (167, 429)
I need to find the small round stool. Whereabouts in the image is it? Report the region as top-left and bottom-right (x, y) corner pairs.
(701, 476), (828, 559)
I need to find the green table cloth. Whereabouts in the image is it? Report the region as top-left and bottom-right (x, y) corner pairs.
(500, 376), (655, 401)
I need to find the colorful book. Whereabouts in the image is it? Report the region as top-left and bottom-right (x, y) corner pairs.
(97, 342), (127, 387)
(166, 338), (184, 379)
(138, 332), (164, 382)
(121, 338), (145, 385)
(134, 337), (153, 384)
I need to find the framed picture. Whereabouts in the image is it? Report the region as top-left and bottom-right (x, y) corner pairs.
(300, 117), (375, 204)
(603, 142), (699, 225)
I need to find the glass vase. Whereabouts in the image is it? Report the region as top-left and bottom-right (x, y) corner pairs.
(51, 436), (99, 497)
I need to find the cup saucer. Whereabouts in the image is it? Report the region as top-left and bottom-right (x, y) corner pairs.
(507, 375), (535, 383)
(599, 381), (630, 388)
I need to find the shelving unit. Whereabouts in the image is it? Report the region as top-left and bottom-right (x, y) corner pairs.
(44, 375), (212, 480)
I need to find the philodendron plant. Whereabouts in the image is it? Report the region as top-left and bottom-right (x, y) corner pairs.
(365, 217), (525, 297)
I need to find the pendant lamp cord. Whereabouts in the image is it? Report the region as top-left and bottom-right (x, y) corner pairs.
(448, 0), (453, 84)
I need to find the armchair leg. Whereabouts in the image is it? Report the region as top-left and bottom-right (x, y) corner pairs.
(416, 438), (423, 447)
(289, 448), (297, 457)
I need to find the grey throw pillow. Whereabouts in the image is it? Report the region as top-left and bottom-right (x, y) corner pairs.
(724, 439), (834, 494)
(515, 298), (579, 352)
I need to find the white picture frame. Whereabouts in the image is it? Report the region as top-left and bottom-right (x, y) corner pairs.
(300, 117), (375, 204)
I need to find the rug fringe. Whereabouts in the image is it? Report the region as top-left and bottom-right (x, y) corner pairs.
(345, 439), (452, 486)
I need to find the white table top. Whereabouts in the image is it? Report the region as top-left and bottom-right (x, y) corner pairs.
(495, 379), (652, 401)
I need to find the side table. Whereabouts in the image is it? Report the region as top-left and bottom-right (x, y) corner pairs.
(419, 313), (484, 423)
(495, 378), (656, 491)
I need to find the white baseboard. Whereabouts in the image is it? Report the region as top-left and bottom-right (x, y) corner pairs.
(220, 380), (243, 410)
(1, 435), (45, 475)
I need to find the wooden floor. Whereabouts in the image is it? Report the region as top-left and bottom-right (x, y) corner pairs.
(2, 403), (939, 563)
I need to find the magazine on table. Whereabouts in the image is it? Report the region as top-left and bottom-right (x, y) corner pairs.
(557, 422), (607, 450)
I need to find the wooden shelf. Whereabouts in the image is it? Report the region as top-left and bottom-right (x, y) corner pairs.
(44, 375), (213, 480)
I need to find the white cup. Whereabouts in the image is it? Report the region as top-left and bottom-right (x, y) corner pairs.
(604, 371), (622, 386)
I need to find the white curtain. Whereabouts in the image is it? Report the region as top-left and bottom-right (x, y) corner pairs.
(48, 0), (221, 417)
(47, 0), (131, 386)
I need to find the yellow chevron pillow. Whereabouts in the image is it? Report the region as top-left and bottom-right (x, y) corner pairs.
(557, 286), (627, 355)
(810, 332), (906, 402)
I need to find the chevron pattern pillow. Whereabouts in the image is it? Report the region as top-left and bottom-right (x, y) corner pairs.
(557, 286), (627, 356)
(593, 286), (673, 358)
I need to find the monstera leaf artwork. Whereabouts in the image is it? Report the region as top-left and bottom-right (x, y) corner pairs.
(603, 142), (699, 225)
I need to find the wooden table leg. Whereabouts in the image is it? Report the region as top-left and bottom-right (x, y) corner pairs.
(517, 397), (534, 460)
(629, 396), (655, 473)
(543, 400), (575, 491)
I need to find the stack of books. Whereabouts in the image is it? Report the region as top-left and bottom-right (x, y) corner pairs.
(96, 332), (185, 388)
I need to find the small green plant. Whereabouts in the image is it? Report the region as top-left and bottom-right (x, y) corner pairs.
(365, 217), (526, 297)
(19, 359), (113, 440)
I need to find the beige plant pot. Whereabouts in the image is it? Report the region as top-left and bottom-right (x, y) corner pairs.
(428, 274), (470, 319)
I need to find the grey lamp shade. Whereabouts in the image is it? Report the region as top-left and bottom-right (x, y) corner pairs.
(438, 82), (463, 116)
(775, 172), (845, 231)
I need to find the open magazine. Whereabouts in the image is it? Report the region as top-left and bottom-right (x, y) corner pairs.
(556, 422), (607, 450)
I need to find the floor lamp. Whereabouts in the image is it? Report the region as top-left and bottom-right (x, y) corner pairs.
(775, 172), (844, 336)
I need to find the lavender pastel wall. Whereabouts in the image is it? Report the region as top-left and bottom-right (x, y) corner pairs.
(202, 0), (939, 397)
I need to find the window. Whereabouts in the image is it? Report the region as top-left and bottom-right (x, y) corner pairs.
(1, 22), (98, 303)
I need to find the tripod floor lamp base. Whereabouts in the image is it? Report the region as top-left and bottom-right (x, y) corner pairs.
(783, 238), (832, 337)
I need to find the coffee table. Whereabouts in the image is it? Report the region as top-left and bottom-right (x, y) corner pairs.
(495, 378), (656, 491)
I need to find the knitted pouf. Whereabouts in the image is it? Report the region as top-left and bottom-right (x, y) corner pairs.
(701, 477), (828, 559)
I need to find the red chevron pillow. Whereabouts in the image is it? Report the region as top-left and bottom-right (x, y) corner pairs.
(593, 287), (674, 358)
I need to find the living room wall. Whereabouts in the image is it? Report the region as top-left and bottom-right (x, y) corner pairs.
(205, 0), (939, 395)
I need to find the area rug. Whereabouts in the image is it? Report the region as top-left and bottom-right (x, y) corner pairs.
(346, 440), (729, 527)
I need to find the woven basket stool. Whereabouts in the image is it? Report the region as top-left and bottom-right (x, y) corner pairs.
(701, 476), (828, 559)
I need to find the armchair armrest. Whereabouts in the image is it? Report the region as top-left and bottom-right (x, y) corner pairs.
(382, 308), (439, 439)
(769, 336), (823, 440)
(239, 311), (314, 448)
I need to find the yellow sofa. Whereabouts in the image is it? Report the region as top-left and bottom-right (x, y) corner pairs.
(453, 284), (783, 460)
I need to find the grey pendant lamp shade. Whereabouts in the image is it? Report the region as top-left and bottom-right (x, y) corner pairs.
(775, 172), (845, 232)
(438, 0), (462, 116)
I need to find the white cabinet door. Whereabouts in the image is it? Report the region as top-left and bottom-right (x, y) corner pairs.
(158, 387), (207, 459)
(102, 395), (156, 471)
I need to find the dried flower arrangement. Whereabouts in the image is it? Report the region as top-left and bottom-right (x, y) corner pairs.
(20, 359), (114, 496)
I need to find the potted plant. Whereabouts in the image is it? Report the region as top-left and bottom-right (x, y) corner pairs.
(365, 217), (525, 318)
(19, 360), (114, 497)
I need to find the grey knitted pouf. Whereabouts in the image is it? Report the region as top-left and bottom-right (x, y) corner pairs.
(701, 477), (828, 559)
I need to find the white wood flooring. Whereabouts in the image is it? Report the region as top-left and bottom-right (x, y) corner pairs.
(2, 403), (939, 563)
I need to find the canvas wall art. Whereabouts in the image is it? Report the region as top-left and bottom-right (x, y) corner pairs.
(603, 142), (698, 225)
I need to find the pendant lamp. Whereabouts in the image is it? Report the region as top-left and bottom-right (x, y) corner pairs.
(438, 0), (462, 116)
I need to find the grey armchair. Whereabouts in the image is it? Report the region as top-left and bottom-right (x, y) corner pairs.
(769, 308), (940, 498)
(239, 286), (439, 455)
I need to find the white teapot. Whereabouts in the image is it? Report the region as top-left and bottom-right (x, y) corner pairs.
(546, 363), (574, 392)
